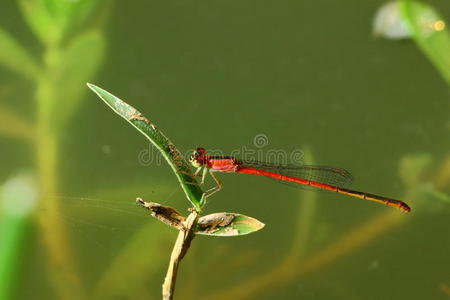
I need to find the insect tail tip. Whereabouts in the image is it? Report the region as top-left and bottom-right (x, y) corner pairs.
(400, 202), (411, 213)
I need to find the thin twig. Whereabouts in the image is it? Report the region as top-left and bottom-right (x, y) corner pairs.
(162, 209), (199, 300)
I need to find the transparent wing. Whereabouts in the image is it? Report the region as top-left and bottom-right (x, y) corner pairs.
(240, 160), (354, 190)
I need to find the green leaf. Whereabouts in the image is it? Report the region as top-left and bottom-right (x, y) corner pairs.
(398, 154), (432, 187)
(53, 30), (105, 129)
(87, 84), (204, 209)
(427, 188), (450, 204)
(44, 0), (91, 19)
(399, 1), (450, 85)
(44, 0), (103, 41)
(0, 174), (37, 300)
(195, 212), (265, 236)
(17, 0), (61, 45)
(0, 26), (40, 80)
(18, 0), (102, 45)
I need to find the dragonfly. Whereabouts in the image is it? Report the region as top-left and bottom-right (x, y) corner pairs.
(189, 147), (411, 212)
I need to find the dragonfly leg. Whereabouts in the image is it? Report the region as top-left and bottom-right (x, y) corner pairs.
(202, 170), (223, 200)
(193, 167), (202, 177)
(179, 167), (203, 186)
(180, 180), (199, 186)
(180, 167), (208, 187)
(201, 167), (209, 184)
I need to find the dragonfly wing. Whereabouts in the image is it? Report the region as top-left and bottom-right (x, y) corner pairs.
(241, 161), (354, 190)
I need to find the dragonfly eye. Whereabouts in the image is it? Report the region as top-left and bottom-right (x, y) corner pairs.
(190, 150), (200, 161)
(196, 147), (206, 155)
(190, 148), (205, 167)
(189, 152), (202, 167)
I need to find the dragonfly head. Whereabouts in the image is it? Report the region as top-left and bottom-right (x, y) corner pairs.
(189, 147), (206, 168)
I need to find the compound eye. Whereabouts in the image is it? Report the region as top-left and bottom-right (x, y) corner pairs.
(196, 147), (206, 155)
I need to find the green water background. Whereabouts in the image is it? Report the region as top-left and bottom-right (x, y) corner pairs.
(0, 1), (449, 299)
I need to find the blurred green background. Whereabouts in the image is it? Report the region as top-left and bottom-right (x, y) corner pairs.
(0, 0), (449, 299)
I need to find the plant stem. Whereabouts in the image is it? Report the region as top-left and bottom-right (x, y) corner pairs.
(162, 210), (199, 300)
(87, 84), (207, 299)
(35, 45), (84, 300)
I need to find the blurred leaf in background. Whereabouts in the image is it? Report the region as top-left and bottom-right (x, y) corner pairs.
(18, 0), (102, 46)
(374, 0), (450, 84)
(0, 0), (109, 299)
(0, 27), (40, 80)
(0, 173), (38, 300)
(53, 30), (106, 129)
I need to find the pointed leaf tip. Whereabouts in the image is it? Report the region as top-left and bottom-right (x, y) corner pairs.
(86, 84), (203, 208)
(86, 82), (99, 92)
